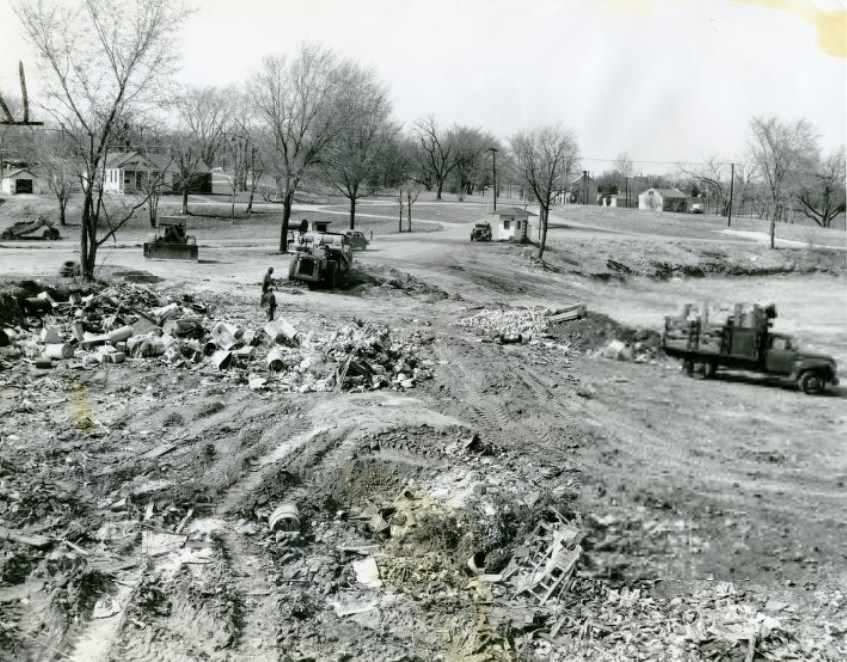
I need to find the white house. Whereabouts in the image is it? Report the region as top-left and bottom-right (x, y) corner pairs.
(103, 151), (212, 195)
(491, 206), (537, 241)
(638, 188), (688, 212)
(103, 152), (172, 194)
(1, 168), (48, 195)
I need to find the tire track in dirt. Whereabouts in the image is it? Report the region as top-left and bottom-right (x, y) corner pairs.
(219, 532), (281, 661)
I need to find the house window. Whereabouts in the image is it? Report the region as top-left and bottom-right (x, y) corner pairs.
(503, 219), (511, 230)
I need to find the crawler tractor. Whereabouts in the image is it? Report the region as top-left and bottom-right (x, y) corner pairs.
(288, 232), (353, 289)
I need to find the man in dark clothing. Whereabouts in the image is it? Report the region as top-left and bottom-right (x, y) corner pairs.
(262, 267), (274, 294)
(262, 287), (277, 321)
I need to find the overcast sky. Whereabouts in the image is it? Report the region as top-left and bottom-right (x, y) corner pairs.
(1, 0), (844, 175)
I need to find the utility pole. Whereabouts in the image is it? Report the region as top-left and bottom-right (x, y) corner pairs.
(727, 162), (735, 227)
(489, 147), (498, 211)
(625, 177), (630, 208)
(582, 170), (589, 205)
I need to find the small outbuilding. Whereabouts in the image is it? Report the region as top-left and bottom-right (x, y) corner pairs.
(638, 188), (688, 212)
(1, 168), (47, 195)
(491, 206), (537, 241)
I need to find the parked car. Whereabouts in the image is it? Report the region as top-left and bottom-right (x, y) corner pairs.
(343, 229), (369, 250)
(470, 222), (492, 241)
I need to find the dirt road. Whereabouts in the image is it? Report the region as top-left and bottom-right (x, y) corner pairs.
(1, 205), (845, 660)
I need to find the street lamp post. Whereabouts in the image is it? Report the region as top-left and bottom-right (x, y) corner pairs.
(489, 147), (498, 211)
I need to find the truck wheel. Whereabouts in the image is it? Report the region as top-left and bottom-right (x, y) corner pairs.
(703, 361), (717, 379)
(799, 371), (825, 395)
(683, 360), (694, 376)
(288, 259), (297, 281)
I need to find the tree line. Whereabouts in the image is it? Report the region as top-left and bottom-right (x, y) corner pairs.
(4, 0), (844, 279)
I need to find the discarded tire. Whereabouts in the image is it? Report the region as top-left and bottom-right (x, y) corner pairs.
(59, 260), (81, 277)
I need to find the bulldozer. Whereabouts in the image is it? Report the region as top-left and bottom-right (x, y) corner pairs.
(288, 232), (353, 288)
(143, 217), (198, 261)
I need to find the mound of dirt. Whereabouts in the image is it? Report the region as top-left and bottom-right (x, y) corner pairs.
(547, 311), (661, 354)
(351, 265), (449, 300)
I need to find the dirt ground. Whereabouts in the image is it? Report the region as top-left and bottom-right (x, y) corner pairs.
(1, 195), (846, 661)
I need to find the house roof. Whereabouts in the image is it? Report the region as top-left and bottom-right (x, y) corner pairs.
(642, 188), (687, 198)
(1, 168), (37, 180)
(105, 151), (210, 173)
(491, 206), (537, 217)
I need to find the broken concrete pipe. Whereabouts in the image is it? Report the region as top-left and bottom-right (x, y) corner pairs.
(211, 322), (242, 349)
(266, 347), (285, 372)
(467, 551), (487, 575)
(269, 503), (300, 532)
(108, 326), (133, 344)
(211, 349), (232, 370)
(264, 320), (298, 345)
(203, 341), (218, 356)
(34, 356), (53, 369)
(43, 343), (74, 360)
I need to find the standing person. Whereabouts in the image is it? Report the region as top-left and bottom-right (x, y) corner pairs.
(261, 267), (274, 304)
(262, 286), (277, 321)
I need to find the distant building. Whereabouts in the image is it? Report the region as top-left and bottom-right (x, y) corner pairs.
(638, 187), (688, 212)
(490, 206), (537, 241)
(1, 168), (48, 195)
(103, 151), (212, 195)
(559, 174), (599, 205)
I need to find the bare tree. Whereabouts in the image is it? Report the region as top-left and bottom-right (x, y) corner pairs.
(448, 126), (495, 197)
(748, 116), (818, 248)
(510, 125), (580, 259)
(14, 0), (191, 280)
(37, 133), (77, 226)
(167, 87), (230, 215)
(613, 152), (633, 179)
(678, 155), (730, 215)
(320, 63), (394, 229)
(413, 116), (457, 200)
(250, 45), (346, 252)
(795, 147), (846, 228)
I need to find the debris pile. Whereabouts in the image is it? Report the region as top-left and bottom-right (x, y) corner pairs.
(592, 333), (663, 363)
(545, 580), (846, 660)
(0, 284), (434, 393)
(458, 304), (584, 346)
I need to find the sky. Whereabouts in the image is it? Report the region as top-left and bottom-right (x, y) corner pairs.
(0, 0), (844, 175)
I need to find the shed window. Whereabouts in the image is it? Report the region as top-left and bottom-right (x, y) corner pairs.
(503, 219), (511, 230)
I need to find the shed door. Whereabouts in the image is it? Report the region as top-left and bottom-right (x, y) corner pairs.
(15, 179), (33, 194)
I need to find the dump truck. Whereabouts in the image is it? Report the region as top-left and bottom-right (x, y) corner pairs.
(143, 217), (198, 261)
(663, 302), (838, 394)
(1, 216), (60, 240)
(288, 231), (353, 288)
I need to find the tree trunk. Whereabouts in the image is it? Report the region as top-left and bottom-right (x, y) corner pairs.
(279, 194), (293, 252)
(398, 200), (403, 232)
(148, 194), (159, 227)
(181, 187), (189, 216)
(59, 200), (67, 226)
(537, 206), (549, 260)
(407, 195), (412, 232)
(436, 182), (443, 200)
(246, 189), (255, 214)
(80, 192), (95, 281)
(769, 215), (776, 250)
(349, 196), (356, 230)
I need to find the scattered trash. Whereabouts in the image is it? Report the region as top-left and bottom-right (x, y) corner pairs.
(352, 557), (383, 588)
